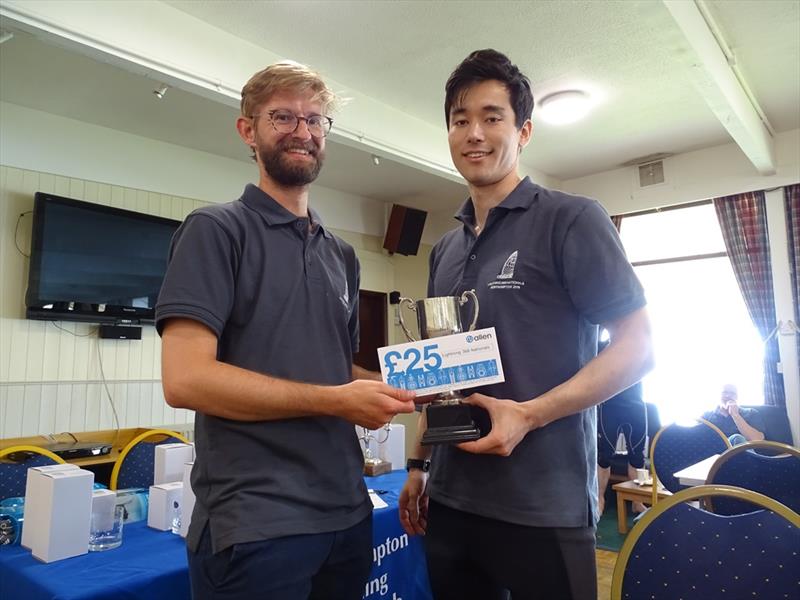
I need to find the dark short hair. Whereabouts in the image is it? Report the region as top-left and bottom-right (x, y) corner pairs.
(444, 49), (534, 129)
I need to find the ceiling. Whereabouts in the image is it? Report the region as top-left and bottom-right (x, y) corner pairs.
(0, 30), (467, 210)
(1, 0), (798, 210)
(165, 0), (800, 177)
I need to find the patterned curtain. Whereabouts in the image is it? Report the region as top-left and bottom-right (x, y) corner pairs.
(785, 184), (800, 364)
(611, 214), (623, 231)
(713, 191), (785, 406)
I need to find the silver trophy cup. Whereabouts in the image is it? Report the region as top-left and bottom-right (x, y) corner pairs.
(398, 290), (481, 445)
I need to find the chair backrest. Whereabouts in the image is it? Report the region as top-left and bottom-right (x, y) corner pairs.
(0, 445), (66, 500)
(649, 418), (730, 504)
(705, 440), (800, 514)
(611, 484), (800, 600)
(740, 404), (794, 445)
(110, 429), (189, 490)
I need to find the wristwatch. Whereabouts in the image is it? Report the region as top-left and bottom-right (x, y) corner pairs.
(406, 458), (431, 472)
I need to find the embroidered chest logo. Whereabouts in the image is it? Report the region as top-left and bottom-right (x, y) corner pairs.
(488, 250), (525, 290)
(497, 251), (518, 279)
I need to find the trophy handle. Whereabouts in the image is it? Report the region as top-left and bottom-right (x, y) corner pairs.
(397, 297), (418, 342)
(459, 289), (480, 331)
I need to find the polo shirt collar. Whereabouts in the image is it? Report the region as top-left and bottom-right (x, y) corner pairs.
(454, 176), (539, 225)
(240, 183), (333, 239)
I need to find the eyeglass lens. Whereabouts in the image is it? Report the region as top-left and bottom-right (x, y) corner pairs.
(270, 110), (331, 137)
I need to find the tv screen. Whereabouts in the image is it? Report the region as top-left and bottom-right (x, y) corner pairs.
(25, 192), (181, 324)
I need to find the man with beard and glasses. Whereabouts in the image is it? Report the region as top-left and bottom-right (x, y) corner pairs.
(156, 62), (415, 600)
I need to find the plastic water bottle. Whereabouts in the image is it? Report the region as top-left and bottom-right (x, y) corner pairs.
(170, 500), (181, 535)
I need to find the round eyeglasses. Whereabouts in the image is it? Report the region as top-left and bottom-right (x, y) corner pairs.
(251, 109), (333, 138)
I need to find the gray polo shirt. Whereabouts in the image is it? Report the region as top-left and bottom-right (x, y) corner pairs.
(427, 177), (645, 528)
(156, 184), (371, 553)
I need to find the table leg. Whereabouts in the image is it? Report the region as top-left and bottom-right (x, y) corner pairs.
(616, 492), (628, 534)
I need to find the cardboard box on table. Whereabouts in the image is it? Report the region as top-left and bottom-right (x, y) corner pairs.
(21, 463), (79, 550)
(154, 443), (195, 485)
(148, 481), (183, 531)
(27, 468), (94, 562)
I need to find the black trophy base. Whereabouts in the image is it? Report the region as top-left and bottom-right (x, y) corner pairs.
(421, 402), (481, 445)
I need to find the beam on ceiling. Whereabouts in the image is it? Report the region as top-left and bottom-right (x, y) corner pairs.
(663, 0), (775, 175)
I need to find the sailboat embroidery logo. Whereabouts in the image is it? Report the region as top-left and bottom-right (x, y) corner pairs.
(488, 250), (525, 290)
(496, 251), (518, 280)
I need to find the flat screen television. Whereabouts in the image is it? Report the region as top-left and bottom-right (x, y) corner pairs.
(25, 192), (181, 325)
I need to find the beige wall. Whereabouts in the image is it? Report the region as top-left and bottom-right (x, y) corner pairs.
(0, 165), (432, 452)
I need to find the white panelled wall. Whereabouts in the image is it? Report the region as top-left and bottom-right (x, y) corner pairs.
(0, 165), (205, 438)
(0, 165), (434, 439)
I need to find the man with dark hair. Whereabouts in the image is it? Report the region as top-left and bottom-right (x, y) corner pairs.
(157, 61), (415, 600)
(399, 49), (653, 600)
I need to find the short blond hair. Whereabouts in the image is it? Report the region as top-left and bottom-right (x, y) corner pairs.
(240, 61), (338, 117)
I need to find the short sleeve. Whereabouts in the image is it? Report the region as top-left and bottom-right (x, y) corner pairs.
(561, 201), (645, 325)
(155, 213), (237, 337)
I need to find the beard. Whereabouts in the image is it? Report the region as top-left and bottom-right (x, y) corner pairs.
(257, 136), (325, 187)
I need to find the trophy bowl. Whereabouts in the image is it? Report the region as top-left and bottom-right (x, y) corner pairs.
(398, 290), (481, 445)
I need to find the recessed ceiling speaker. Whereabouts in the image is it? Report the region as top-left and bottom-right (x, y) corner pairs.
(383, 204), (427, 256)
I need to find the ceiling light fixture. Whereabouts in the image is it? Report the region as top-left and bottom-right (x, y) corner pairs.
(538, 90), (592, 125)
(153, 85), (169, 100)
(371, 154), (381, 166)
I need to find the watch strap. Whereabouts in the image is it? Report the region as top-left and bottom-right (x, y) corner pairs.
(406, 458), (431, 472)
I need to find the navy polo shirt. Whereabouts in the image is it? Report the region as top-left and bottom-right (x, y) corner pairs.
(426, 177), (646, 528)
(155, 184), (371, 553)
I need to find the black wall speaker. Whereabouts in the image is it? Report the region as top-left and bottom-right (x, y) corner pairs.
(383, 204), (427, 256)
(99, 325), (142, 340)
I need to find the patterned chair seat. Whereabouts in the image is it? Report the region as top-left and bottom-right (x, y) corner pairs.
(649, 419), (730, 505)
(706, 441), (800, 515)
(110, 429), (189, 490)
(612, 484), (800, 600)
(0, 446), (66, 501)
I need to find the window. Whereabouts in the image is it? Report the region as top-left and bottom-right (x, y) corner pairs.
(618, 202), (764, 424)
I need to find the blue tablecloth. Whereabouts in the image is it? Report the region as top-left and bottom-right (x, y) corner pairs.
(0, 470), (431, 600)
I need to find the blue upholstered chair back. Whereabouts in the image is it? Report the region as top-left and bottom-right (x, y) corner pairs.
(707, 441), (800, 515)
(112, 430), (188, 490)
(0, 447), (64, 500)
(651, 420), (730, 494)
(612, 485), (800, 600)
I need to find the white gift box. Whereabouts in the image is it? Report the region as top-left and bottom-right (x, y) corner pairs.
(91, 489), (118, 532)
(154, 443), (195, 485)
(30, 468), (94, 563)
(147, 481), (183, 531)
(179, 461), (195, 538)
(21, 463), (79, 550)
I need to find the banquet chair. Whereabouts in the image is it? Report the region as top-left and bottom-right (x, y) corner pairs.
(611, 484), (800, 600)
(110, 429), (189, 490)
(705, 440), (800, 514)
(0, 445), (65, 500)
(648, 418), (730, 505)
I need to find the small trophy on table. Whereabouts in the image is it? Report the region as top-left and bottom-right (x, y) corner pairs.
(358, 425), (392, 476)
